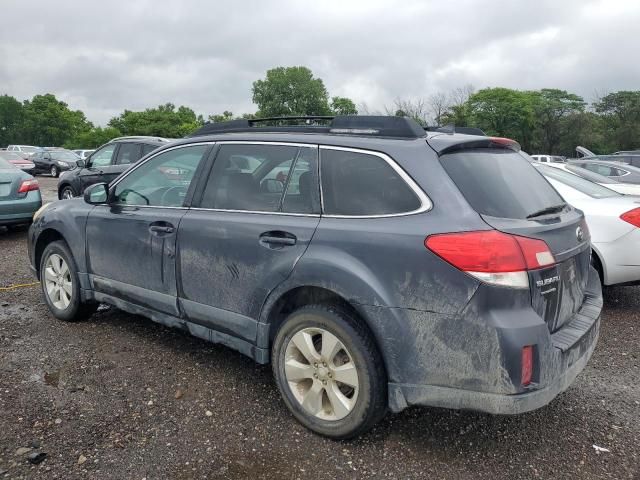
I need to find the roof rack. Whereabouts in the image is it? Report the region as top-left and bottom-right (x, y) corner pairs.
(111, 136), (172, 143)
(189, 115), (427, 139)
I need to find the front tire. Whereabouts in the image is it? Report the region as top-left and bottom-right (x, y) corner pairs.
(272, 304), (387, 439)
(50, 165), (59, 177)
(40, 241), (97, 322)
(60, 186), (75, 200)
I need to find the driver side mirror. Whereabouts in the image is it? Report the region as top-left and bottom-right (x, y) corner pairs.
(84, 183), (109, 205)
(76, 159), (86, 168)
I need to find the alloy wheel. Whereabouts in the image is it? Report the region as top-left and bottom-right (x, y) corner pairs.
(62, 188), (74, 199)
(50, 166), (58, 177)
(284, 327), (359, 421)
(44, 254), (72, 310)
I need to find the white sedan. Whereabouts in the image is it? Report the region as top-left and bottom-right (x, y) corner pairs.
(545, 162), (640, 196)
(535, 164), (640, 286)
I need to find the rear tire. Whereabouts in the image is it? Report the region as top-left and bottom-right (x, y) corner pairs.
(272, 304), (387, 439)
(40, 240), (97, 322)
(50, 165), (59, 178)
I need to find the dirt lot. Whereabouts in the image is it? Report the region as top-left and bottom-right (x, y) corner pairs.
(0, 177), (638, 479)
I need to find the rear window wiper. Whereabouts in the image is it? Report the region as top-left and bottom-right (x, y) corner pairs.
(526, 203), (567, 219)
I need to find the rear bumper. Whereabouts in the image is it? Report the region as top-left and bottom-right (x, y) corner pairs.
(0, 193), (42, 225)
(594, 229), (640, 285)
(389, 311), (599, 414)
(382, 266), (602, 414)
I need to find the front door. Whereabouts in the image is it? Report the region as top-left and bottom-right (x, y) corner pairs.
(85, 144), (211, 316)
(78, 143), (120, 193)
(178, 142), (321, 342)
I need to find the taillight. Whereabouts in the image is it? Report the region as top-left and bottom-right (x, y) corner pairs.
(18, 179), (39, 193)
(425, 230), (555, 288)
(620, 208), (640, 228)
(521, 345), (533, 386)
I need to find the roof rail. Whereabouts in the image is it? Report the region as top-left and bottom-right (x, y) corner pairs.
(111, 136), (172, 143)
(189, 115), (427, 139)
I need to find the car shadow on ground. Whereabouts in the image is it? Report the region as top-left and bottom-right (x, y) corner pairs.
(82, 305), (597, 452)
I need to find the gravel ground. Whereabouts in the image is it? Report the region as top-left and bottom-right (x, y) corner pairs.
(0, 177), (638, 479)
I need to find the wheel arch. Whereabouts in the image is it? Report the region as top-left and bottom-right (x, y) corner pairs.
(261, 284), (394, 381)
(34, 228), (66, 278)
(590, 245), (606, 285)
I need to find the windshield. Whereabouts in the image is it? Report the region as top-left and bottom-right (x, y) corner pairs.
(51, 151), (80, 161)
(440, 148), (564, 219)
(536, 165), (620, 198)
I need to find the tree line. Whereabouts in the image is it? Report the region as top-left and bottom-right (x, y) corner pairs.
(1, 65), (638, 156)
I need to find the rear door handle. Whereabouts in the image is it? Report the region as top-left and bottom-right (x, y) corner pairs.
(259, 231), (297, 247)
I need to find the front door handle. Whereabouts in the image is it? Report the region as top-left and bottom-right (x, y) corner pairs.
(259, 231), (297, 247)
(149, 223), (175, 235)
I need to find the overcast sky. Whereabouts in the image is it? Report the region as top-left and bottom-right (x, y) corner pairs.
(1, 0), (638, 125)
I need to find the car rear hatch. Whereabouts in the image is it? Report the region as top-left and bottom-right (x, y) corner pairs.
(431, 136), (591, 333)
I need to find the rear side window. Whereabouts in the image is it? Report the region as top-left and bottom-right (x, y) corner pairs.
(440, 149), (564, 219)
(320, 148), (421, 216)
(142, 144), (159, 156)
(199, 144), (320, 214)
(115, 143), (142, 165)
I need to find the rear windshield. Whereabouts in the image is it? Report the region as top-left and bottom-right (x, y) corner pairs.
(564, 164), (616, 184)
(536, 164), (620, 198)
(0, 158), (13, 168)
(440, 149), (564, 219)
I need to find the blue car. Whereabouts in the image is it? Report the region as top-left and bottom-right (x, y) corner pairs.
(27, 116), (602, 438)
(0, 157), (42, 228)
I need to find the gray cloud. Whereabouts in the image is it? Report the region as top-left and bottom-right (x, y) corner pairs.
(1, 0), (638, 124)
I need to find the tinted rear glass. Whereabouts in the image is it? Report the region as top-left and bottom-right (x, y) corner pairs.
(440, 149), (564, 219)
(321, 149), (421, 216)
(0, 158), (13, 168)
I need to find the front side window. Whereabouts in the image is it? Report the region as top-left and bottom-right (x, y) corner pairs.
(320, 148), (421, 216)
(199, 144), (319, 214)
(90, 144), (116, 168)
(112, 145), (208, 207)
(115, 143), (142, 165)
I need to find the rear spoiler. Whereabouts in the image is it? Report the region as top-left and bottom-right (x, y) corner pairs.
(427, 135), (521, 155)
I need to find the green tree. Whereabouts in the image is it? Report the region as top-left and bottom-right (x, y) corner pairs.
(0, 94), (24, 146)
(330, 96), (358, 115)
(466, 88), (537, 151)
(21, 94), (91, 146)
(208, 111), (235, 123)
(252, 66), (332, 117)
(594, 91), (640, 151)
(531, 89), (585, 154)
(64, 126), (123, 149)
(108, 103), (204, 138)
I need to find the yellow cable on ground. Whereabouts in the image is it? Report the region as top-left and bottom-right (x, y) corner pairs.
(0, 282), (39, 292)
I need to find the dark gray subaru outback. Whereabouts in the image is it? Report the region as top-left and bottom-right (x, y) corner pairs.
(28, 116), (602, 439)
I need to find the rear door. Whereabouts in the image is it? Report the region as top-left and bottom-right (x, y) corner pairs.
(439, 148), (591, 332)
(110, 142), (142, 181)
(177, 142), (321, 342)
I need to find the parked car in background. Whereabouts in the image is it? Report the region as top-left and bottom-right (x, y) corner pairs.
(6, 145), (40, 158)
(31, 149), (80, 177)
(31, 116), (602, 439)
(546, 162), (640, 196)
(0, 151), (36, 173)
(531, 154), (566, 163)
(57, 136), (170, 199)
(0, 157), (42, 229)
(613, 150), (640, 156)
(570, 159), (640, 184)
(72, 149), (95, 160)
(535, 164), (640, 286)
